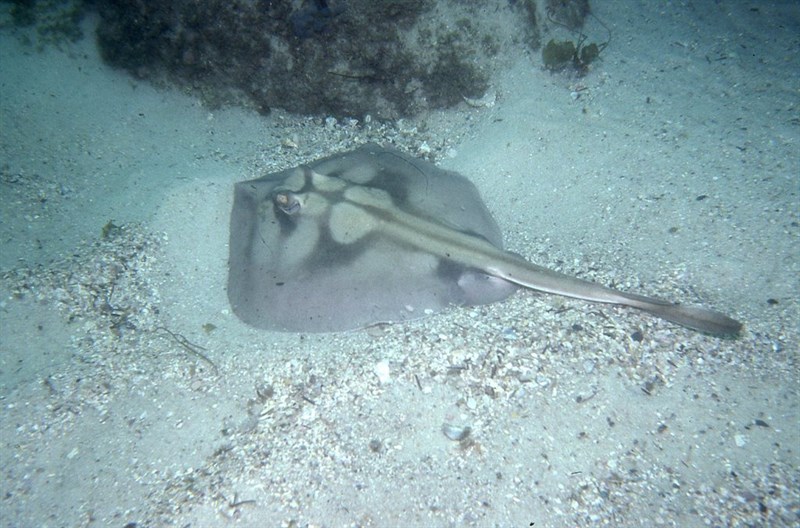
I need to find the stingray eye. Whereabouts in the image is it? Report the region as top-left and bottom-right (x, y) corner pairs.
(274, 191), (302, 215)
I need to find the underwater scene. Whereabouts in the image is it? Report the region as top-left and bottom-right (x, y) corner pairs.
(0, 1), (798, 526)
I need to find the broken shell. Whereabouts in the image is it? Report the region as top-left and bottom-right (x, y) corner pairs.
(463, 89), (496, 108)
(374, 360), (391, 384)
(442, 423), (471, 441)
(281, 136), (299, 149)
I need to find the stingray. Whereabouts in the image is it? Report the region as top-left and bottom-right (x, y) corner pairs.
(227, 144), (741, 335)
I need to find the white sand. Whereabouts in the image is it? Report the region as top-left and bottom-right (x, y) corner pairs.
(1, 2), (798, 527)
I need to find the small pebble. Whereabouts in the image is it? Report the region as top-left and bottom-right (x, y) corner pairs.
(517, 369), (533, 383)
(442, 423), (471, 441)
(500, 327), (518, 341)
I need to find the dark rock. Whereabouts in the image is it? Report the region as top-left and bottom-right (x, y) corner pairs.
(92, 0), (543, 118)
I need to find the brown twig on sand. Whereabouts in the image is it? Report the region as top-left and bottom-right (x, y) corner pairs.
(157, 326), (218, 373)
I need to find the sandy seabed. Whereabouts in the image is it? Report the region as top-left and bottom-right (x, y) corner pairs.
(1, 1), (798, 527)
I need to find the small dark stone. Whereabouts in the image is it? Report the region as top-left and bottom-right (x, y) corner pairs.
(766, 298), (779, 305)
(695, 194), (708, 201)
(368, 439), (382, 453)
(542, 39), (577, 71)
(754, 419), (769, 428)
(630, 330), (644, 342)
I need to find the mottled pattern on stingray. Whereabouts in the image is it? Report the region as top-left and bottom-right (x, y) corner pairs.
(227, 143), (516, 332)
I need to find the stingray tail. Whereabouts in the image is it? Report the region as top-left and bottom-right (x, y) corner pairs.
(493, 260), (743, 336)
(619, 292), (742, 336)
